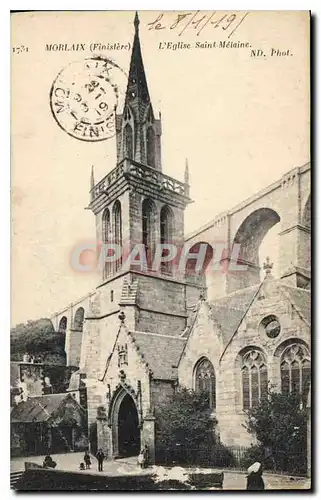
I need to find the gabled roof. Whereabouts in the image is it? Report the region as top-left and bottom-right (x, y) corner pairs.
(280, 284), (311, 325)
(209, 284), (261, 347)
(129, 331), (186, 381)
(10, 393), (78, 423)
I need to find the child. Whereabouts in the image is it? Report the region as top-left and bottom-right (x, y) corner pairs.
(84, 451), (91, 470)
(79, 462), (85, 471)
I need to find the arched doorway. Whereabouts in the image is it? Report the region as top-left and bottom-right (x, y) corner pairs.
(117, 393), (140, 457)
(110, 389), (141, 458)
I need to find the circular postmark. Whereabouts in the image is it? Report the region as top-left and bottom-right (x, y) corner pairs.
(50, 57), (127, 142)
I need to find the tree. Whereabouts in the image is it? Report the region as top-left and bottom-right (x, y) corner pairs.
(244, 390), (308, 474)
(11, 318), (65, 361)
(156, 387), (215, 447)
(155, 387), (231, 466)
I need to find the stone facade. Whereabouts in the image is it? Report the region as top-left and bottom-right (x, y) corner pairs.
(179, 278), (311, 447)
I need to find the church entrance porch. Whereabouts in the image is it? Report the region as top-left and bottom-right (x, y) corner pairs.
(118, 393), (140, 457)
(111, 389), (141, 458)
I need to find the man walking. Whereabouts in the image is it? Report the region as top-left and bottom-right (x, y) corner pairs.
(96, 448), (105, 472)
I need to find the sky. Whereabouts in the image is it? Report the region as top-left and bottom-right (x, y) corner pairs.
(11, 11), (310, 325)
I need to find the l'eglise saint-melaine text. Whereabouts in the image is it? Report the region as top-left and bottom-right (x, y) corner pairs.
(159, 40), (250, 50)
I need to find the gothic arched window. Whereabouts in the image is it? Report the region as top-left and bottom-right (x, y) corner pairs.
(124, 123), (133, 159)
(194, 357), (216, 410)
(146, 127), (155, 167)
(102, 208), (111, 279)
(113, 201), (122, 272)
(281, 344), (310, 403)
(142, 198), (156, 268)
(241, 350), (268, 410)
(160, 205), (174, 274)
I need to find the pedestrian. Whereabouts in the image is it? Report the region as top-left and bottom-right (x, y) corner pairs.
(246, 462), (265, 490)
(96, 448), (105, 472)
(79, 462), (85, 471)
(43, 455), (57, 469)
(84, 451), (91, 470)
(137, 445), (148, 469)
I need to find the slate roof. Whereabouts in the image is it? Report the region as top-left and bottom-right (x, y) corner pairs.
(11, 393), (71, 423)
(280, 285), (311, 325)
(129, 331), (186, 380)
(208, 284), (260, 346)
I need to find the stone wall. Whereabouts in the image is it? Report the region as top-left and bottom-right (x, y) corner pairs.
(218, 282), (310, 446)
(11, 363), (75, 402)
(178, 301), (222, 390)
(178, 280), (311, 447)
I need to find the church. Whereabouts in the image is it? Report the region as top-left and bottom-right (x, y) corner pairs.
(50, 13), (311, 463)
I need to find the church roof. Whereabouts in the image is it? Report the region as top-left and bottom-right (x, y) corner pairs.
(208, 281), (311, 351)
(129, 331), (186, 380)
(209, 284), (260, 346)
(11, 393), (77, 423)
(280, 284), (311, 325)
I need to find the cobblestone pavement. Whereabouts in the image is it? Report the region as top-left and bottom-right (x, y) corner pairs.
(11, 453), (311, 490)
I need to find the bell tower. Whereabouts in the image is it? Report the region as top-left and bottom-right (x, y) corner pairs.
(115, 12), (162, 170)
(89, 12), (192, 283)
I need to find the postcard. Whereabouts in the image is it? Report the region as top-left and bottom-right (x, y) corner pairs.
(11, 10), (311, 491)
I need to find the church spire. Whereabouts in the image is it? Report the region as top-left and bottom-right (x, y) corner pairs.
(184, 158), (190, 197)
(134, 10), (139, 31)
(90, 165), (95, 190)
(184, 158), (189, 184)
(116, 12), (162, 169)
(124, 11), (151, 110)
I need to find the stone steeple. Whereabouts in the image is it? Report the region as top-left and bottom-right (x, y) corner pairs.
(89, 12), (192, 284)
(115, 12), (162, 169)
(124, 11), (151, 112)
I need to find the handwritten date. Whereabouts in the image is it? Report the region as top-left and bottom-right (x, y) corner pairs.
(147, 11), (249, 39)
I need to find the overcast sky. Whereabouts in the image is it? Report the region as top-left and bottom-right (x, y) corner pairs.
(11, 11), (309, 325)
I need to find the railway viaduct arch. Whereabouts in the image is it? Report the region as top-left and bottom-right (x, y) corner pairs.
(51, 292), (94, 367)
(185, 163), (310, 299)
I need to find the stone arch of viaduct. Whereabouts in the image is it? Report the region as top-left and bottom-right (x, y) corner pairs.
(51, 292), (95, 367)
(185, 163), (310, 299)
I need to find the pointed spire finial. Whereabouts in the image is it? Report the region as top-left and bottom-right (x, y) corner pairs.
(263, 256), (273, 278)
(90, 165), (95, 190)
(134, 11), (140, 32)
(184, 158), (189, 184)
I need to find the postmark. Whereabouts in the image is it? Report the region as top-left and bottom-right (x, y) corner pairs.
(50, 57), (127, 142)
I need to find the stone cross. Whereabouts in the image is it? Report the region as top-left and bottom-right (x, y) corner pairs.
(263, 256), (273, 277)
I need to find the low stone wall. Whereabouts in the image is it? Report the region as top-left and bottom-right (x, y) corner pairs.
(15, 467), (224, 491)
